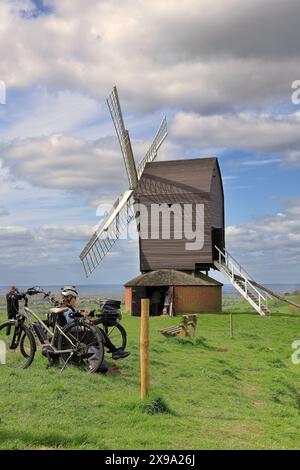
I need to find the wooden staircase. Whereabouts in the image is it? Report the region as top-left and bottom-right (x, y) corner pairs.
(214, 246), (272, 317)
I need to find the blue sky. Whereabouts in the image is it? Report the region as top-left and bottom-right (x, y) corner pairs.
(0, 0), (299, 286)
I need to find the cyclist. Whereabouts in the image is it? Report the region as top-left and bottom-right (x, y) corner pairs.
(60, 286), (129, 361)
(6, 286), (22, 320)
(6, 286), (23, 334)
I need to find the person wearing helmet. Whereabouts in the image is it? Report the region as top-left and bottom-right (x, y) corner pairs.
(42, 286), (78, 350)
(46, 285), (106, 372)
(60, 285), (80, 325)
(59, 286), (129, 361)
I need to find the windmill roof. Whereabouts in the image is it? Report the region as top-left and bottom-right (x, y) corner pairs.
(134, 157), (219, 198)
(124, 269), (223, 287)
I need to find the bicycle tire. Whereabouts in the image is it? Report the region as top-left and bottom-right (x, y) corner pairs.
(57, 321), (105, 373)
(0, 321), (36, 369)
(20, 329), (37, 360)
(103, 322), (127, 352)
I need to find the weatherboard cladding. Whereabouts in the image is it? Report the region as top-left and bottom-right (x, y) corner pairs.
(134, 157), (224, 271)
(134, 157), (217, 196)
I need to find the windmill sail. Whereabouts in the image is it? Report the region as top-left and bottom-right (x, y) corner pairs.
(80, 87), (167, 277)
(79, 190), (134, 277)
(137, 116), (168, 179)
(107, 86), (138, 189)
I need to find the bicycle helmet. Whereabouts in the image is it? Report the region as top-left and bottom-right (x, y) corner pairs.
(61, 285), (78, 298)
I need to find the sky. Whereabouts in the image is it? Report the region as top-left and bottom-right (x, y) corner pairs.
(0, 0), (299, 286)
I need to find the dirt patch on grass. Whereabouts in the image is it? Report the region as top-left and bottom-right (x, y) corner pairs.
(107, 364), (131, 377)
(253, 401), (265, 411)
(231, 422), (257, 436)
(239, 381), (260, 397)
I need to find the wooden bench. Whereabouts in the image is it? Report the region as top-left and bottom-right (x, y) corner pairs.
(160, 314), (198, 338)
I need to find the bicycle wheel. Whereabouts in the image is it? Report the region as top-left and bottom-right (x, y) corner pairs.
(58, 321), (104, 373)
(20, 331), (35, 358)
(0, 321), (36, 369)
(103, 322), (127, 352)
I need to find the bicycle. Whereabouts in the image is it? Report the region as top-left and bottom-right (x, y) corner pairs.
(89, 299), (127, 352)
(0, 288), (104, 372)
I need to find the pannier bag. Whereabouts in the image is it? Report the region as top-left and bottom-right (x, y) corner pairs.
(99, 299), (121, 311)
(98, 299), (121, 325)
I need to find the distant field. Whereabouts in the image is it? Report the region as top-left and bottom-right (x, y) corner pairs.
(1, 294), (300, 450)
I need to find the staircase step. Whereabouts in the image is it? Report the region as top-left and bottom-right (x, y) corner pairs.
(214, 255), (271, 317)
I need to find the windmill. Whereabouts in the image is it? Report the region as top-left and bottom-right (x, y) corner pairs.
(80, 87), (280, 317)
(79, 86), (168, 277)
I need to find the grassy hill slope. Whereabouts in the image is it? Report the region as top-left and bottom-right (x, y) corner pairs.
(1, 295), (300, 450)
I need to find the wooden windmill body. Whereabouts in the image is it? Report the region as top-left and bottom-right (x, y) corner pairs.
(134, 157), (224, 273)
(80, 87), (271, 317)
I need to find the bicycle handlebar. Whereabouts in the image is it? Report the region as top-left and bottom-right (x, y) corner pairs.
(26, 287), (43, 296)
(17, 287), (57, 307)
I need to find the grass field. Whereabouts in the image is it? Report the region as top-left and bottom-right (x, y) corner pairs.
(1, 293), (300, 450)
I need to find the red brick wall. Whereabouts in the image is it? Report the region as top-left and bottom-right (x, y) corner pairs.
(174, 286), (222, 313)
(125, 287), (132, 313)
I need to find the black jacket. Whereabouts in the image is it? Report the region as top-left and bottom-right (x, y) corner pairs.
(6, 292), (22, 319)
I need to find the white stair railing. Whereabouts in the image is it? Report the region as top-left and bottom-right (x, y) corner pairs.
(214, 246), (270, 316)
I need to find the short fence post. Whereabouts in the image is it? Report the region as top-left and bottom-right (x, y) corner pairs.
(230, 313), (234, 338)
(140, 298), (150, 400)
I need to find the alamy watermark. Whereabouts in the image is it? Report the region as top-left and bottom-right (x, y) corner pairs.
(96, 202), (205, 251)
(291, 80), (300, 105)
(0, 340), (6, 365)
(291, 340), (300, 364)
(0, 80), (6, 105)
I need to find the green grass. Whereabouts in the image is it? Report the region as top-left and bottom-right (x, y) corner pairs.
(1, 295), (300, 450)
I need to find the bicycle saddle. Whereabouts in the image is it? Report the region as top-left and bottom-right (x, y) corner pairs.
(49, 307), (69, 314)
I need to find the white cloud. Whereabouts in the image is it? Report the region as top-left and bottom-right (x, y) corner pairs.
(171, 111), (300, 156)
(240, 159), (282, 167)
(0, 221), (139, 284)
(284, 151), (300, 166)
(0, 124), (181, 194)
(0, 88), (100, 142)
(0, 134), (128, 193)
(0, 224), (93, 266)
(39, 224), (93, 242)
(225, 199), (300, 282)
(0, 0), (299, 285)
(1, 0), (300, 113)
(0, 206), (9, 216)
(0, 225), (32, 240)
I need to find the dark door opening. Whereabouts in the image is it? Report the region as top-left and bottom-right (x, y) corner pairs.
(212, 227), (225, 260)
(146, 287), (168, 316)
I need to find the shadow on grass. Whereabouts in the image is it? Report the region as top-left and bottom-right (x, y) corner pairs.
(268, 312), (300, 318)
(222, 311), (255, 316)
(200, 414), (240, 421)
(122, 393), (176, 417)
(0, 429), (105, 449)
(224, 310), (300, 319)
(221, 368), (240, 381)
(107, 363), (132, 377)
(270, 381), (300, 411)
(167, 336), (228, 352)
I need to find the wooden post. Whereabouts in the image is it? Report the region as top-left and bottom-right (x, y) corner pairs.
(230, 313), (233, 338)
(140, 298), (150, 400)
